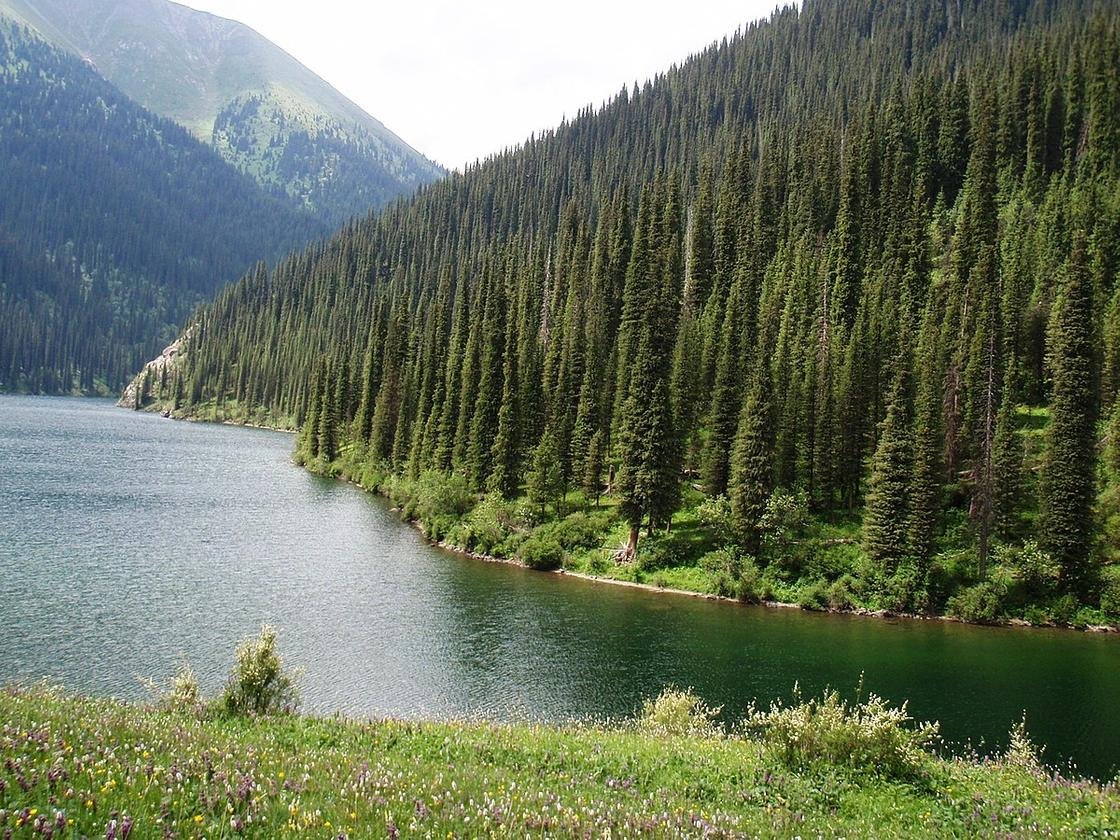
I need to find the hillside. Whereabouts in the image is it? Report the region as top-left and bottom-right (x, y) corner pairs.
(0, 20), (325, 394)
(0, 0), (445, 226)
(136, 0), (1120, 625)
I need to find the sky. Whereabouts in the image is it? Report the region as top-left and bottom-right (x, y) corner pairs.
(179, 0), (781, 170)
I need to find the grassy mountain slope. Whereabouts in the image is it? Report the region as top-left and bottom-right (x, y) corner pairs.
(0, 0), (445, 225)
(0, 20), (326, 393)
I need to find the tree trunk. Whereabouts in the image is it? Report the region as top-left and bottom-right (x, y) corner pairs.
(625, 524), (639, 560)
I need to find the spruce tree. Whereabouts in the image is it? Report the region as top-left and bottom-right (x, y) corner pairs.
(862, 370), (913, 572)
(1042, 232), (1097, 596)
(526, 427), (564, 516)
(728, 368), (773, 557)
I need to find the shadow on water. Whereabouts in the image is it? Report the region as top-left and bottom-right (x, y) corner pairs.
(0, 395), (1117, 779)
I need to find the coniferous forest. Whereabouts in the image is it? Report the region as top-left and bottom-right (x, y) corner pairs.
(0, 21), (326, 394)
(141, 0), (1120, 625)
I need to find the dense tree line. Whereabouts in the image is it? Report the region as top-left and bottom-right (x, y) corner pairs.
(0, 21), (326, 393)
(161, 0), (1120, 613)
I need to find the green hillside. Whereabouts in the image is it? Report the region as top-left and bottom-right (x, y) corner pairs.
(140, 0), (1120, 626)
(0, 20), (325, 393)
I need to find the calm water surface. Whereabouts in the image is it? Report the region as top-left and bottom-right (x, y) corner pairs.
(1, 396), (1117, 778)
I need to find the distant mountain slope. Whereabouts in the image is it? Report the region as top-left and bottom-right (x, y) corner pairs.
(0, 20), (326, 393)
(0, 0), (445, 226)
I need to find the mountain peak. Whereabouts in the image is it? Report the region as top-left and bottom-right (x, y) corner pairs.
(0, 0), (445, 225)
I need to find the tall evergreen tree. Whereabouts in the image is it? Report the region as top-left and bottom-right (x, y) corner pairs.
(1042, 232), (1097, 596)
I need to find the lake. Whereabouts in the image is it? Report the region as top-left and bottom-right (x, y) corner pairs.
(1, 395), (1117, 778)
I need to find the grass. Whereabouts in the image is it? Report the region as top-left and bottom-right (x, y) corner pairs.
(1, 684), (1117, 838)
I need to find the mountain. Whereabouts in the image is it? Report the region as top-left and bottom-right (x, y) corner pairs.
(0, 19), (327, 393)
(136, 0), (1120, 621)
(0, 0), (445, 226)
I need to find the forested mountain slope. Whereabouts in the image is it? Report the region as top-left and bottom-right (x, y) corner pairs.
(149, 0), (1120, 622)
(0, 0), (445, 225)
(0, 21), (326, 393)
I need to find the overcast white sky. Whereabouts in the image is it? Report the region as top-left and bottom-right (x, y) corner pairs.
(178, 0), (781, 170)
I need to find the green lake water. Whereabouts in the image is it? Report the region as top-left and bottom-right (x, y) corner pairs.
(1, 395), (1117, 778)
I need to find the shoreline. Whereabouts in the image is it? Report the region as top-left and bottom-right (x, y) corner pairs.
(406, 505), (1119, 634)
(134, 403), (1119, 635)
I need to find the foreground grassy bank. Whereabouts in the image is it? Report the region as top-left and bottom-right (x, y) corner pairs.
(1, 685), (1117, 838)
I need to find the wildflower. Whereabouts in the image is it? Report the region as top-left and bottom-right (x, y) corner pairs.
(193, 814), (203, 824)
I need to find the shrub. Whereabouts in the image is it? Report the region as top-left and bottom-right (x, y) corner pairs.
(636, 533), (691, 572)
(413, 471), (474, 523)
(700, 547), (744, 597)
(586, 552), (610, 575)
(708, 569), (737, 597)
(1048, 593), (1080, 626)
(760, 491), (810, 569)
(460, 492), (523, 554)
(924, 553), (969, 613)
(1099, 565), (1120, 616)
(880, 563), (921, 613)
(221, 625), (301, 716)
(798, 578), (830, 611)
(167, 663), (200, 711)
(697, 495), (734, 542)
(539, 511), (609, 551)
(992, 541), (1060, 603)
(743, 685), (939, 779)
(1004, 716), (1042, 772)
(637, 687), (722, 737)
(946, 581), (1005, 623)
(737, 558), (764, 603)
(145, 662), (200, 712)
(442, 521), (473, 550)
(827, 574), (858, 611)
(699, 546), (742, 577)
(517, 534), (565, 570)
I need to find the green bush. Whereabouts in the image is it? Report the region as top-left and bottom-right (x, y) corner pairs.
(697, 495), (734, 542)
(586, 552), (610, 575)
(537, 511), (609, 552)
(636, 532), (691, 572)
(880, 563), (921, 613)
(145, 662), (201, 712)
(221, 625), (301, 716)
(737, 558), (764, 603)
(743, 686), (939, 779)
(946, 581), (1005, 623)
(517, 534), (565, 570)
(760, 491), (810, 570)
(462, 492), (521, 554)
(991, 541), (1060, 603)
(1048, 593), (1080, 626)
(708, 570), (736, 597)
(827, 574), (858, 611)
(699, 546), (741, 577)
(637, 687), (722, 737)
(1099, 565), (1120, 616)
(494, 531), (528, 558)
(798, 578), (830, 611)
(413, 471), (474, 523)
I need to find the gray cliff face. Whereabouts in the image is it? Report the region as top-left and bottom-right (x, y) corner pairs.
(118, 328), (191, 410)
